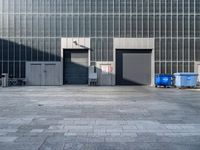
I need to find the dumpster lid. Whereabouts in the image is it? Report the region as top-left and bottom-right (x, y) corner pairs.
(174, 72), (198, 76)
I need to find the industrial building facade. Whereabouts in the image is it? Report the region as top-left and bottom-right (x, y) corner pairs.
(0, 0), (200, 85)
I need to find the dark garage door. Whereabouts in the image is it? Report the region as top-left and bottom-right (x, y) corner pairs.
(64, 49), (88, 84)
(116, 49), (152, 85)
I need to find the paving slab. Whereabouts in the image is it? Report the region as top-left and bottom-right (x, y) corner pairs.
(0, 86), (200, 149)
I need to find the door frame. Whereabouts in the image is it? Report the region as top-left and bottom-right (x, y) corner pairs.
(113, 38), (155, 86)
(61, 38), (91, 85)
(63, 49), (89, 85)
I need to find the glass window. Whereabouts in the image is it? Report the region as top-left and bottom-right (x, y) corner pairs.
(73, 0), (79, 13)
(9, 0), (14, 13)
(85, 15), (90, 37)
(155, 15), (160, 37)
(114, 0), (119, 13)
(120, 0), (125, 13)
(61, 15), (67, 37)
(103, 0), (108, 13)
(143, 15), (148, 37)
(91, 15), (95, 37)
(108, 15), (113, 37)
(85, 0), (91, 13)
(184, 39), (189, 61)
(26, 38), (32, 61)
(44, 38), (50, 61)
(161, 15), (165, 37)
(102, 15), (108, 37)
(50, 0), (56, 13)
(178, 15), (183, 37)
(73, 15), (79, 37)
(38, 38), (44, 61)
(131, 15), (136, 37)
(166, 39), (171, 61)
(9, 39), (15, 61)
(190, 15), (194, 37)
(32, 38), (38, 61)
(56, 0), (61, 13)
(50, 15), (56, 37)
(137, 15), (142, 37)
(143, 0), (148, 13)
(26, 15), (32, 37)
(44, 15), (50, 37)
(14, 14), (20, 37)
(172, 15), (177, 37)
(190, 0), (195, 13)
(38, 15), (44, 37)
(196, 0), (200, 13)
(38, 0), (44, 13)
(126, 15), (131, 37)
(190, 39), (194, 61)
(178, 39), (183, 61)
(178, 0), (183, 13)
(32, 0), (38, 13)
(161, 0), (165, 13)
(172, 0), (177, 13)
(137, 0), (142, 13)
(184, 15), (189, 37)
(50, 38), (56, 61)
(184, 0), (189, 13)
(67, 15), (73, 37)
(91, 0), (96, 13)
(96, 15), (101, 37)
(97, 0), (102, 13)
(120, 15), (125, 37)
(132, 0), (136, 13)
(56, 15), (61, 37)
(32, 15), (38, 37)
(172, 39), (177, 61)
(149, 15), (154, 37)
(166, 0), (171, 13)
(20, 15), (26, 37)
(114, 15), (119, 37)
(196, 39), (200, 61)
(8, 15), (15, 37)
(3, 0), (9, 13)
(79, 15), (84, 37)
(20, 39), (26, 61)
(166, 15), (171, 37)
(44, 0), (50, 13)
(108, 0), (113, 13)
(161, 39), (165, 61)
(196, 15), (200, 37)
(102, 38), (108, 61)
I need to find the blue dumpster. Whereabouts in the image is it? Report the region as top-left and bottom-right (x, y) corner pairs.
(155, 74), (174, 88)
(174, 73), (198, 88)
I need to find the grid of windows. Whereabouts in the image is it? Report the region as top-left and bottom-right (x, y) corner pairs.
(0, 0), (200, 78)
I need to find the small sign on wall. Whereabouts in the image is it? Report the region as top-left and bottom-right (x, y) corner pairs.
(101, 65), (113, 74)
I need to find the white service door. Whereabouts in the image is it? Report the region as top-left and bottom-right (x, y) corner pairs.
(44, 64), (57, 86)
(29, 64), (42, 86)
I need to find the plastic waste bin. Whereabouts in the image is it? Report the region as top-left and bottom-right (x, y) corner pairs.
(1, 73), (8, 87)
(174, 73), (198, 88)
(155, 74), (174, 88)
